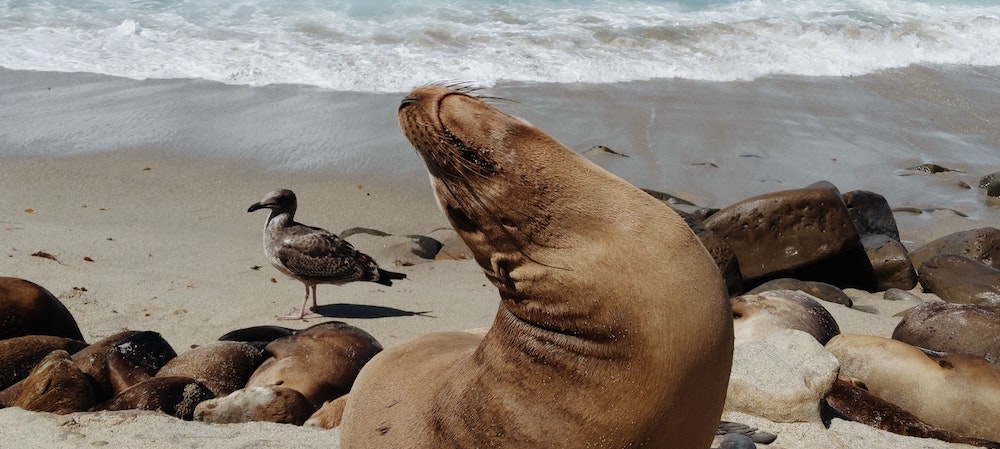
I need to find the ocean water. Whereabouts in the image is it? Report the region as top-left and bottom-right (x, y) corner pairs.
(0, 0), (998, 91)
(1, 0), (998, 226)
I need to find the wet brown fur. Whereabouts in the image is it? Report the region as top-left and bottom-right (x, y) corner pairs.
(339, 85), (734, 449)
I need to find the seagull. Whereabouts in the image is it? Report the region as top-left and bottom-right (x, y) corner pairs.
(248, 189), (406, 320)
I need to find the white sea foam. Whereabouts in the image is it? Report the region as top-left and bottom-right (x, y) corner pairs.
(0, 0), (998, 92)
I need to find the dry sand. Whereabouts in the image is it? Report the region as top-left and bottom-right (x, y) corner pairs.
(0, 150), (990, 448)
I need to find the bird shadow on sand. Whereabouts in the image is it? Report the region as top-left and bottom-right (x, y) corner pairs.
(314, 303), (436, 319)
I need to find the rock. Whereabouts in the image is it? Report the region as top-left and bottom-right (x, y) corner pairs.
(893, 302), (1000, 370)
(732, 290), (841, 346)
(725, 329), (840, 423)
(861, 234), (917, 291)
(979, 171), (1000, 197)
(917, 255), (1000, 305)
(909, 227), (1000, 271)
(340, 227), (443, 260)
(674, 208), (743, 296)
(842, 190), (900, 241)
(746, 278), (852, 307)
(704, 181), (860, 283)
(0, 277), (85, 341)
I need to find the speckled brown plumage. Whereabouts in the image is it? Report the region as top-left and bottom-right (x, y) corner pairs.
(248, 189), (405, 320)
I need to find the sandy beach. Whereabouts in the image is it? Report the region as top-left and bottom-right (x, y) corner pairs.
(2, 66), (999, 448)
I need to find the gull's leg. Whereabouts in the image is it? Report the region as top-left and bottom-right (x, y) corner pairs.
(277, 284), (311, 320)
(309, 285), (319, 311)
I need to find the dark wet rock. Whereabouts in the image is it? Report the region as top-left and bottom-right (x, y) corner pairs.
(0, 335), (87, 391)
(981, 171), (1000, 197)
(704, 181), (860, 283)
(673, 208), (743, 296)
(842, 190), (900, 241)
(716, 433), (757, 449)
(717, 421), (778, 444)
(157, 341), (266, 397)
(784, 247), (879, 292)
(893, 302), (1000, 371)
(0, 277), (85, 341)
(642, 188), (696, 206)
(747, 278), (852, 307)
(91, 376), (215, 420)
(905, 163), (960, 174)
(918, 255), (1000, 305)
(340, 227), (443, 260)
(909, 227), (1000, 270)
(861, 234), (918, 291)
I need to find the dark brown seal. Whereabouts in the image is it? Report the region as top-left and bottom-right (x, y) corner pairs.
(245, 321), (382, 408)
(156, 341), (265, 397)
(90, 376), (215, 420)
(12, 349), (96, 414)
(338, 85), (734, 449)
(0, 277), (84, 341)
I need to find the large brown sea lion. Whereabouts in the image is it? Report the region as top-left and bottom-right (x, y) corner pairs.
(0, 277), (84, 341)
(338, 85), (734, 448)
(827, 333), (1000, 443)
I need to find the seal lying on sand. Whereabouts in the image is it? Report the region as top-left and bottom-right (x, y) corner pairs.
(338, 84), (734, 448)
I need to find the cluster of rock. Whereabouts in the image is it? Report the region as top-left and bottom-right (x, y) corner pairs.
(654, 180), (1000, 304)
(660, 179), (999, 447)
(0, 277), (380, 428)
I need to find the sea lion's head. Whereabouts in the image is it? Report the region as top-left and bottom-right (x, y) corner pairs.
(398, 84), (577, 296)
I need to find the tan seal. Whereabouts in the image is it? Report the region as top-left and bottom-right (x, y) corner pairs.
(245, 321), (382, 409)
(827, 333), (1000, 442)
(12, 349), (95, 414)
(339, 84), (734, 449)
(194, 385), (314, 425)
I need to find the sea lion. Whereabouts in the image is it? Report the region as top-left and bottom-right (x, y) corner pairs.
(339, 85), (734, 448)
(304, 395), (348, 429)
(826, 333), (1000, 442)
(0, 277), (85, 341)
(731, 289), (841, 346)
(104, 330), (177, 394)
(156, 341), (265, 397)
(193, 385), (314, 425)
(245, 321), (382, 408)
(12, 350), (95, 415)
(825, 374), (1000, 448)
(90, 376), (215, 420)
(0, 335), (87, 391)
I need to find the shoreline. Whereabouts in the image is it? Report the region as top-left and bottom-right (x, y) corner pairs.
(1, 65), (998, 448)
